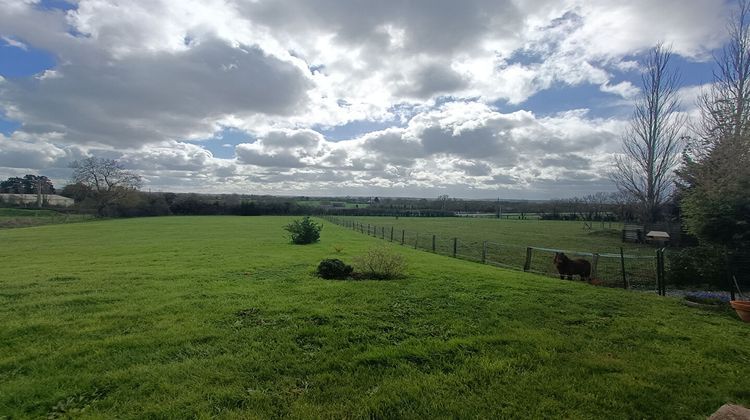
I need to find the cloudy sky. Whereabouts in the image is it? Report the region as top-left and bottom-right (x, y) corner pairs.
(0, 0), (733, 198)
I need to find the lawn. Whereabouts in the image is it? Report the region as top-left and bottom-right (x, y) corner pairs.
(0, 216), (748, 418)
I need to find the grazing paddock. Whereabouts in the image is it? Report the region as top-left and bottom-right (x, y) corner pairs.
(329, 216), (659, 288)
(0, 216), (748, 418)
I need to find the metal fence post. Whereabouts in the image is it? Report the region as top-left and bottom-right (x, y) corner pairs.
(482, 241), (487, 264)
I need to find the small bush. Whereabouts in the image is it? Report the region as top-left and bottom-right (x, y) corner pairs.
(316, 259), (353, 279)
(354, 246), (407, 280)
(284, 217), (322, 244)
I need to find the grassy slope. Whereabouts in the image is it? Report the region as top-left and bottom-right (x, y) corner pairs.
(0, 216), (748, 419)
(335, 216), (646, 254)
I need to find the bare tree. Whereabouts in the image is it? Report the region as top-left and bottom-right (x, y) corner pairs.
(612, 44), (685, 223)
(695, 0), (750, 150)
(70, 157), (142, 216)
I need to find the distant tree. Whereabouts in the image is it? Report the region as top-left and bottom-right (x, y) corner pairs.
(0, 175), (55, 194)
(69, 157), (142, 216)
(611, 44), (685, 223)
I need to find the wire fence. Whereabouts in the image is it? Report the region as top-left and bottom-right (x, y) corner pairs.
(322, 216), (661, 291)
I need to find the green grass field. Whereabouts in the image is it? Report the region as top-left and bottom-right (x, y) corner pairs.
(0, 208), (93, 229)
(1, 216), (748, 418)
(332, 216), (641, 253)
(330, 216), (658, 287)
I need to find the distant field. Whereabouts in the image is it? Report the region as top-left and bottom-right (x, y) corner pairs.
(1, 216), (748, 418)
(296, 200), (369, 209)
(330, 216), (656, 287)
(0, 207), (93, 229)
(332, 216), (636, 253)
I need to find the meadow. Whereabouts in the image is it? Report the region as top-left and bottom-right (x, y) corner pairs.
(1, 216), (748, 418)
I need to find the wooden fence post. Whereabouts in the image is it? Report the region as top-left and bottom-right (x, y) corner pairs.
(453, 238), (457, 257)
(415, 233), (419, 249)
(401, 230), (405, 245)
(381, 226), (385, 239)
(523, 247), (533, 272)
(367, 224), (370, 235)
(482, 241), (487, 264)
(591, 253), (599, 280)
(390, 226), (394, 242)
(620, 247), (628, 289)
(432, 235), (436, 252)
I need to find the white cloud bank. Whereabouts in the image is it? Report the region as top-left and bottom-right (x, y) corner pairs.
(0, 0), (731, 197)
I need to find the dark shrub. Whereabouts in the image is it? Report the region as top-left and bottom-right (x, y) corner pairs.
(666, 246), (729, 288)
(316, 259), (353, 279)
(284, 217), (322, 244)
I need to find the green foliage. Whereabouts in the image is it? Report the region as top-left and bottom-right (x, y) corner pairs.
(284, 216), (322, 244)
(0, 174), (55, 194)
(316, 258), (353, 279)
(354, 246), (407, 279)
(0, 216), (749, 418)
(678, 133), (750, 254)
(666, 246), (729, 288)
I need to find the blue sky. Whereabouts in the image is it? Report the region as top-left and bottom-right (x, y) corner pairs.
(0, 0), (734, 198)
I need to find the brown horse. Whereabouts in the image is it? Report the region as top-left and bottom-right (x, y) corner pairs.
(553, 252), (591, 281)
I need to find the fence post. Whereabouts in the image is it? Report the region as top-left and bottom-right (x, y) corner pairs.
(415, 233), (419, 249)
(382, 226), (385, 239)
(482, 241), (487, 264)
(591, 253), (599, 280)
(453, 238), (457, 258)
(620, 247), (628, 289)
(367, 224), (370, 235)
(658, 248), (667, 296)
(401, 230), (405, 245)
(523, 247), (533, 272)
(390, 226), (394, 242)
(432, 235), (436, 252)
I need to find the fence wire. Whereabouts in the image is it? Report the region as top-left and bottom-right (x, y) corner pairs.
(323, 216), (660, 292)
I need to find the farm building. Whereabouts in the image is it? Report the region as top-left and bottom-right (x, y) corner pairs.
(0, 193), (75, 207)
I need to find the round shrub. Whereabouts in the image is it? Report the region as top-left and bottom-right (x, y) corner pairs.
(284, 216), (322, 244)
(317, 258), (353, 279)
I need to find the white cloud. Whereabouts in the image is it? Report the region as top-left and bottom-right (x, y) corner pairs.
(0, 0), (734, 197)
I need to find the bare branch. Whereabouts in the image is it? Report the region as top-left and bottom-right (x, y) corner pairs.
(611, 43), (684, 223)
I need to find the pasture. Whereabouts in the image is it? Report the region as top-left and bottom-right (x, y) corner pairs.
(1, 216), (748, 418)
(332, 216), (642, 254)
(330, 216), (657, 288)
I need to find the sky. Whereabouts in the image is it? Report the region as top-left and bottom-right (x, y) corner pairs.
(0, 0), (733, 199)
